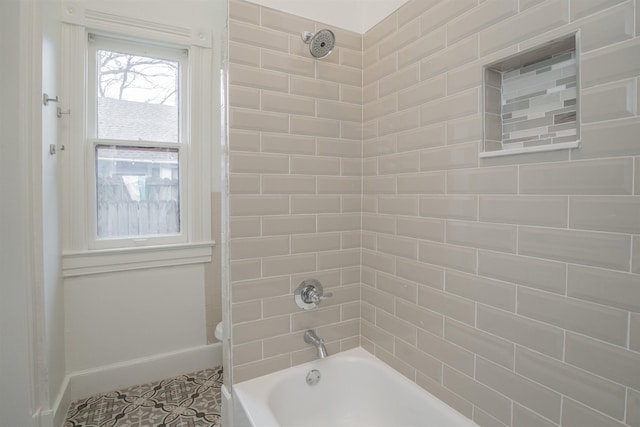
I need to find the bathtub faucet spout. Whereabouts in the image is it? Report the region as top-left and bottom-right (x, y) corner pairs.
(304, 330), (328, 359)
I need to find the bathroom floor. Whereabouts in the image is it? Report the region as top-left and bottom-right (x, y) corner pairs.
(64, 367), (223, 427)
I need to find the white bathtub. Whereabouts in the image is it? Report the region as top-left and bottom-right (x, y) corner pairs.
(233, 347), (478, 427)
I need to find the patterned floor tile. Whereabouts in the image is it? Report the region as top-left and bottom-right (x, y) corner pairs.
(64, 367), (223, 427)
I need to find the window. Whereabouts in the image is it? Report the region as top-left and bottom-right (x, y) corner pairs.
(87, 35), (189, 247)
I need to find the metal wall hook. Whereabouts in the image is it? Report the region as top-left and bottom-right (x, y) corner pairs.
(56, 107), (70, 118)
(43, 93), (59, 106)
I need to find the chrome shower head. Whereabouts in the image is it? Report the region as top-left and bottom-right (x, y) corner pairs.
(301, 29), (335, 59)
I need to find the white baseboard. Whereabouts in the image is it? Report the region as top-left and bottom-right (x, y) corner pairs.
(64, 343), (222, 408)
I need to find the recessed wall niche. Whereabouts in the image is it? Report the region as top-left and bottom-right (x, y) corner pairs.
(482, 34), (580, 157)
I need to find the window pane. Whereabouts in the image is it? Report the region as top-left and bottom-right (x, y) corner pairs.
(96, 49), (180, 142)
(96, 145), (180, 238)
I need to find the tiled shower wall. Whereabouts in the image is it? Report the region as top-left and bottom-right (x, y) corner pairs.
(362, 0), (640, 426)
(228, 0), (363, 383)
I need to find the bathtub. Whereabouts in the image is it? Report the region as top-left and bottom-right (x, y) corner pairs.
(233, 347), (478, 427)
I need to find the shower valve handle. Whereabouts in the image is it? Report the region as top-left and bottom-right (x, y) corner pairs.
(295, 279), (332, 310)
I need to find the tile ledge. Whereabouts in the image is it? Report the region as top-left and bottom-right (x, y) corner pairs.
(479, 141), (580, 158)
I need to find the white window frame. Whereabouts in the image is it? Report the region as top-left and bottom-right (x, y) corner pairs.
(59, 14), (213, 276)
(87, 35), (189, 249)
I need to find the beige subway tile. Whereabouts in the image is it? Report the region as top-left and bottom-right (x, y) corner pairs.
(261, 7), (314, 36)
(232, 300), (262, 324)
(317, 214), (360, 232)
(290, 76), (340, 101)
(518, 286), (628, 346)
(634, 235), (640, 274)
(397, 0), (441, 27)
(377, 310), (417, 345)
(480, 195), (568, 227)
(394, 339), (442, 381)
(230, 217), (260, 238)
(448, 165), (518, 194)
(574, 117), (640, 160)
(396, 300), (443, 336)
(317, 61), (362, 87)
(478, 251), (566, 294)
(481, 147), (570, 167)
(582, 38), (640, 88)
(378, 235), (418, 259)
(291, 306), (341, 332)
(317, 138), (361, 158)
(262, 175), (315, 194)
(343, 122), (364, 141)
(379, 152), (420, 175)
(340, 158), (362, 177)
(420, 141), (478, 172)
(364, 11), (397, 50)
(570, 0), (626, 20)
(398, 27), (447, 70)
(446, 319), (515, 369)
(229, 41), (260, 67)
(232, 340), (262, 366)
(519, 158), (634, 195)
(397, 124), (446, 152)
(341, 302), (361, 322)
(447, 115), (482, 145)
(446, 270), (515, 312)
(317, 318), (361, 343)
(398, 75), (446, 110)
(480, 0), (569, 56)
(516, 347), (626, 420)
(637, 157), (640, 195)
(364, 95), (397, 122)
(570, 196), (640, 234)
(262, 215), (316, 236)
(363, 135), (397, 157)
(230, 63), (288, 93)
(261, 294), (298, 318)
(513, 403), (558, 427)
(292, 269), (341, 290)
(364, 55), (396, 86)
(628, 388), (640, 427)
(418, 285), (476, 325)
(397, 217), (445, 242)
(317, 100), (362, 123)
(318, 176), (362, 194)
(443, 366), (512, 425)
(418, 330), (474, 376)
(380, 65), (420, 99)
(262, 133), (315, 155)
(230, 108), (289, 134)
(379, 18), (420, 59)
(341, 84), (362, 106)
(562, 398), (627, 427)
(291, 195), (340, 214)
(229, 0), (260, 24)
(566, 332), (640, 390)
(318, 249), (361, 270)
(229, 20), (289, 52)
(375, 347), (416, 381)
(261, 92), (315, 116)
(379, 108), (420, 136)
(363, 176), (396, 194)
(230, 130), (260, 152)
(362, 214), (395, 234)
(446, 220), (517, 253)
(420, 195), (477, 221)
(261, 50), (315, 78)
(230, 152), (289, 174)
(233, 354), (291, 383)
(290, 156), (340, 176)
(229, 174), (260, 194)
(262, 332), (308, 359)
(230, 235), (289, 260)
(477, 304), (564, 359)
(362, 320), (394, 353)
(341, 196), (362, 213)
(290, 116), (340, 138)
(362, 285), (395, 314)
(472, 408), (507, 427)
(447, 0), (518, 44)
(378, 196), (419, 216)
(421, 36), (478, 81)
(580, 2), (634, 52)
(477, 357), (562, 423)
(230, 195), (289, 216)
(420, 0), (477, 36)
(340, 49), (363, 70)
(363, 81), (378, 104)
(447, 61), (483, 96)
(232, 275), (290, 303)
(420, 89), (479, 126)
(362, 249), (395, 274)
(519, 226), (631, 271)
(230, 86), (260, 109)
(398, 172), (446, 194)
(263, 253), (316, 277)
(630, 313), (640, 353)
(292, 232), (341, 253)
(230, 259), (262, 282)
(233, 315), (290, 345)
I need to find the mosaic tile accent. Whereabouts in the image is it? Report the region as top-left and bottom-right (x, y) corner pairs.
(64, 368), (223, 427)
(500, 50), (577, 150)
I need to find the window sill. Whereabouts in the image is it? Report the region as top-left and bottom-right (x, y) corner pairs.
(479, 140), (580, 158)
(62, 241), (215, 277)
